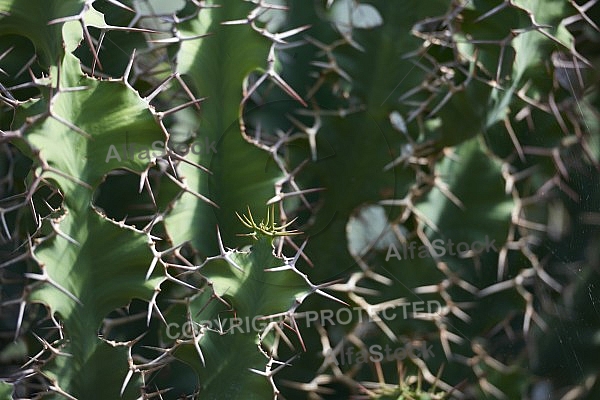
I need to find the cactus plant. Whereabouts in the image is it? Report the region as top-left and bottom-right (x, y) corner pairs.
(1, 0), (599, 399)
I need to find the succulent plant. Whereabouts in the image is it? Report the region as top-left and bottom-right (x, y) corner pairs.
(1, 0), (599, 399)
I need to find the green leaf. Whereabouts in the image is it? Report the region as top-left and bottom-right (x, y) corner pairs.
(163, 0), (283, 255)
(347, 204), (400, 257)
(0, 0), (85, 67)
(166, 237), (312, 399)
(351, 4), (383, 29)
(0, 381), (13, 400)
(415, 136), (513, 246)
(10, 19), (166, 398)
